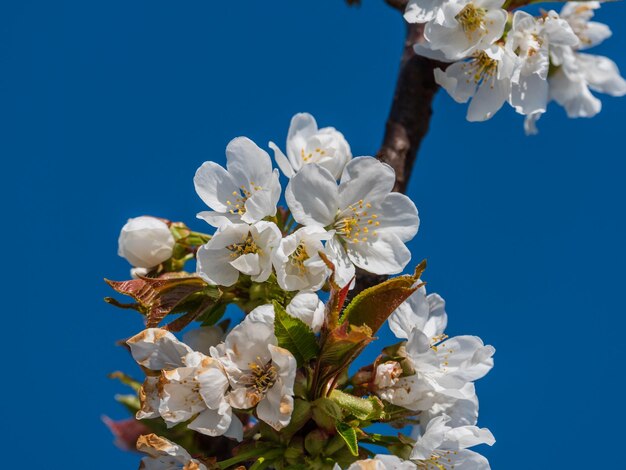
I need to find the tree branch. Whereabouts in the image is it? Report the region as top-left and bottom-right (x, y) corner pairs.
(353, 20), (440, 292)
(384, 0), (409, 11)
(377, 22), (439, 193)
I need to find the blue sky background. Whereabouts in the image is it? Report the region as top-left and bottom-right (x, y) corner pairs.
(1, 1), (624, 468)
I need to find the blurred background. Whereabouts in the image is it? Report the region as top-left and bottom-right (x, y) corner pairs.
(1, 0), (624, 467)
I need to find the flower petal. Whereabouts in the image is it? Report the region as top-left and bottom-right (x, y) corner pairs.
(338, 157), (395, 207)
(127, 328), (192, 370)
(269, 141), (295, 178)
(347, 232), (411, 275)
(286, 163), (339, 227)
(225, 137), (273, 189)
(194, 161), (239, 212)
(375, 192), (420, 242)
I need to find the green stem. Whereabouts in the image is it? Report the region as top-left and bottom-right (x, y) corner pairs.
(217, 446), (278, 469)
(248, 449), (284, 470)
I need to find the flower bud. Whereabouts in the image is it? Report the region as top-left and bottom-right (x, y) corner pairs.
(117, 216), (175, 268)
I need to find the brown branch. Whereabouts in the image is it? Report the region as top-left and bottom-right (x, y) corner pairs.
(384, 0), (409, 10)
(377, 22), (440, 193)
(353, 19), (441, 293)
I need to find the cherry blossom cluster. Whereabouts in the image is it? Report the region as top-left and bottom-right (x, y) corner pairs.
(405, 0), (626, 133)
(110, 113), (495, 469)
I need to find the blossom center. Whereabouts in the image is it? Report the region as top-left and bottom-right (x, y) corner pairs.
(227, 233), (260, 258)
(334, 199), (380, 244)
(416, 450), (460, 469)
(225, 182), (263, 216)
(300, 147), (328, 163)
(455, 4), (487, 37)
(289, 242), (310, 272)
(462, 51), (498, 85)
(247, 361), (278, 395)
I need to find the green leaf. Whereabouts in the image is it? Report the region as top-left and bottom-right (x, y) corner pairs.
(329, 390), (384, 421)
(341, 260), (427, 334)
(273, 301), (320, 366)
(335, 422), (359, 457)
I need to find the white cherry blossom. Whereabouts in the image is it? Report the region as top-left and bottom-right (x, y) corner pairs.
(137, 434), (207, 470)
(416, 0), (507, 62)
(560, 1), (612, 49)
(194, 137), (280, 227)
(118, 216), (175, 269)
(285, 157), (419, 287)
(127, 329), (243, 440)
(269, 112), (352, 179)
(525, 3), (626, 132)
(376, 290), (494, 412)
(410, 414), (494, 468)
(506, 11), (579, 116)
(435, 45), (517, 122)
(215, 313), (297, 430)
(196, 221), (281, 287)
(273, 226), (330, 292)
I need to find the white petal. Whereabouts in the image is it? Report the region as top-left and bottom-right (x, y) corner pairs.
(411, 415), (450, 460)
(188, 406), (232, 437)
(194, 161), (239, 213)
(242, 169), (281, 223)
(229, 252), (261, 276)
(224, 415), (244, 441)
(550, 67), (601, 118)
(578, 53), (626, 96)
(127, 328), (191, 370)
(326, 237), (356, 288)
(347, 233), (411, 275)
(286, 292), (325, 333)
(375, 193), (420, 242)
(444, 449), (491, 469)
(467, 76), (510, 122)
(510, 72), (548, 115)
(196, 210), (240, 229)
(196, 365), (230, 409)
(404, 0), (443, 23)
(338, 157), (395, 207)
(444, 425), (495, 449)
(286, 163), (339, 227)
(434, 64), (476, 104)
(389, 285), (430, 340)
(269, 141), (295, 178)
(225, 137), (273, 189)
(196, 243), (240, 286)
(286, 112), (318, 169)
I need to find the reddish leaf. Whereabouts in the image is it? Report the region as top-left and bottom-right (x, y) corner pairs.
(105, 275), (219, 328)
(341, 260), (427, 335)
(318, 251), (353, 331)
